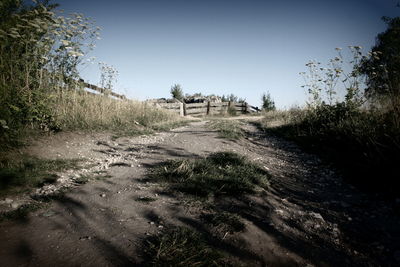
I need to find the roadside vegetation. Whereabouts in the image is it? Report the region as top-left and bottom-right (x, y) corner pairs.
(142, 227), (229, 266)
(0, 1), (183, 196)
(260, 17), (400, 195)
(207, 120), (244, 140)
(149, 151), (269, 197)
(0, 1), (183, 152)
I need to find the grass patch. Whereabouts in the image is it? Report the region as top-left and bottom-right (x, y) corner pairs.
(135, 196), (157, 203)
(142, 227), (229, 266)
(75, 174), (90, 184)
(49, 91), (188, 141)
(208, 120), (244, 140)
(0, 202), (45, 222)
(201, 211), (245, 234)
(0, 155), (82, 197)
(148, 152), (270, 198)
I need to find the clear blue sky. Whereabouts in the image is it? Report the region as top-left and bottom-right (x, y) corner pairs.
(56, 0), (398, 108)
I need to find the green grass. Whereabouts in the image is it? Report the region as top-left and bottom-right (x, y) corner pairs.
(142, 227), (229, 267)
(208, 120), (244, 140)
(0, 155), (82, 197)
(148, 152), (270, 198)
(260, 104), (400, 196)
(201, 211), (245, 235)
(0, 202), (45, 222)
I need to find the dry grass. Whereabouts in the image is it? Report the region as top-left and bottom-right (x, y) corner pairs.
(51, 91), (183, 133)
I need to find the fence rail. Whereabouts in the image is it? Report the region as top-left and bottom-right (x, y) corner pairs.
(79, 79), (126, 100)
(152, 101), (259, 117)
(76, 80), (260, 116)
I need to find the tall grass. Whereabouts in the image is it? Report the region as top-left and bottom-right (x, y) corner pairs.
(0, 2), (183, 151)
(51, 90), (181, 133)
(261, 102), (400, 195)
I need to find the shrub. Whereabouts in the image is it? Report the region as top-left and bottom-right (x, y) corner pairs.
(170, 84), (184, 102)
(261, 92), (276, 111)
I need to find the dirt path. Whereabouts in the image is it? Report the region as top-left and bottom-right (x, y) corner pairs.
(0, 119), (399, 266)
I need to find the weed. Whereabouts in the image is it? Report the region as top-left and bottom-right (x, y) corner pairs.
(142, 227), (228, 266)
(149, 152), (270, 198)
(227, 106), (237, 116)
(208, 120), (244, 140)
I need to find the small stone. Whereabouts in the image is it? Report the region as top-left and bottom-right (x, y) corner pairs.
(4, 198), (13, 204)
(150, 221), (155, 225)
(117, 191), (121, 194)
(158, 225), (164, 229)
(11, 202), (20, 209)
(275, 209), (284, 215)
(100, 193), (106, 198)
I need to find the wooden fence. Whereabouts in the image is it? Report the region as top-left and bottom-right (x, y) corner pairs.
(153, 101), (260, 117)
(77, 80), (261, 116)
(79, 79), (126, 100)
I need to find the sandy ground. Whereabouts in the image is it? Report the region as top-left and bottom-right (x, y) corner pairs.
(0, 119), (399, 266)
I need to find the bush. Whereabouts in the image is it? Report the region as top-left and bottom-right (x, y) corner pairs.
(261, 92), (276, 111)
(170, 84), (184, 102)
(263, 104), (400, 195)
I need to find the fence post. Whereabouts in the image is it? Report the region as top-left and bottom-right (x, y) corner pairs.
(206, 101), (210, 115)
(183, 103), (187, 116)
(244, 102), (248, 113)
(179, 103), (184, 116)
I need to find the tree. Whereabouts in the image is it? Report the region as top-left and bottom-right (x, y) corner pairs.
(360, 16), (400, 105)
(170, 84), (184, 101)
(261, 92), (276, 111)
(220, 93), (246, 103)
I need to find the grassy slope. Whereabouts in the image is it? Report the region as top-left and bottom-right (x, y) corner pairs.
(260, 108), (400, 196)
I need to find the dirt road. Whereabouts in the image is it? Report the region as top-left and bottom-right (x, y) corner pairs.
(0, 119), (399, 266)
